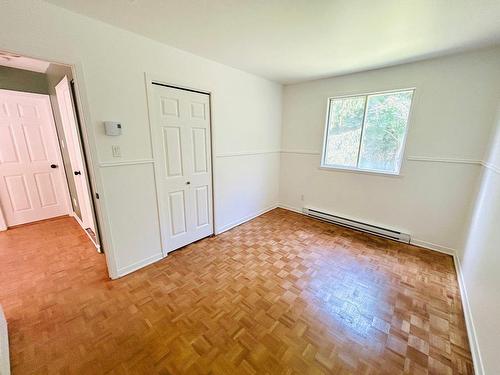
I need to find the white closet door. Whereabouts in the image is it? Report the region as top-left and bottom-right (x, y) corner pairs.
(0, 89), (69, 226)
(151, 84), (213, 253)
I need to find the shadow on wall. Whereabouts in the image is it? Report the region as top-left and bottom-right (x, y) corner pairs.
(0, 65), (48, 94)
(460, 105), (500, 375)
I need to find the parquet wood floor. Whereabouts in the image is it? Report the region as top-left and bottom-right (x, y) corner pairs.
(0, 209), (473, 374)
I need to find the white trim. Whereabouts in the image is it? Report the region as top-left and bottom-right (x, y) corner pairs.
(99, 159), (155, 168)
(318, 165), (404, 178)
(409, 238), (456, 256)
(453, 255), (485, 375)
(71, 63), (118, 279)
(115, 252), (163, 279)
(70, 212), (100, 250)
(215, 204), (278, 234)
(481, 161), (500, 174)
(325, 87), (418, 101)
(215, 150), (280, 158)
(407, 156), (483, 165)
(280, 150), (321, 155)
(282, 151), (488, 168)
(144, 73), (168, 257)
(0, 205), (7, 231)
(277, 203), (303, 214)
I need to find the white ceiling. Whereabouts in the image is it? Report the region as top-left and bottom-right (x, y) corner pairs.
(44, 0), (500, 83)
(0, 52), (50, 73)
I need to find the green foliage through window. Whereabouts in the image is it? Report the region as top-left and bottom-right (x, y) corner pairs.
(323, 89), (414, 174)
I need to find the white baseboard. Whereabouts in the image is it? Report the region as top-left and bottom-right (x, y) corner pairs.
(115, 252), (163, 279)
(453, 255), (484, 375)
(277, 203), (303, 214)
(410, 238), (456, 256)
(215, 204), (278, 234)
(70, 212), (101, 251)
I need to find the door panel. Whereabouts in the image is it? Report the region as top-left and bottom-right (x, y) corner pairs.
(55, 77), (95, 234)
(163, 127), (183, 177)
(22, 125), (48, 161)
(34, 172), (57, 207)
(169, 190), (187, 236)
(17, 103), (39, 119)
(190, 102), (206, 120)
(0, 90), (69, 226)
(195, 185), (209, 228)
(0, 125), (19, 163)
(161, 98), (180, 117)
(151, 84), (213, 253)
(192, 128), (207, 173)
(0, 103), (8, 117)
(4, 175), (31, 211)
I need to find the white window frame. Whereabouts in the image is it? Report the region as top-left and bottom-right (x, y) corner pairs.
(320, 88), (416, 176)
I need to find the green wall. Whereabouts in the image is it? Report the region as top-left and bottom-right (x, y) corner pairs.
(0, 65), (48, 94)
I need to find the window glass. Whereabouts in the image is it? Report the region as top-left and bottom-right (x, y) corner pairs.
(322, 89), (414, 175)
(323, 96), (365, 168)
(358, 91), (413, 173)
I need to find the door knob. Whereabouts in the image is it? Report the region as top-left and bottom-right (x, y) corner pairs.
(186, 181), (191, 185)
(50, 164), (58, 169)
(74, 171), (81, 175)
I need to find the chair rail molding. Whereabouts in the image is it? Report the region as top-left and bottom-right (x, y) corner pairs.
(99, 159), (155, 168)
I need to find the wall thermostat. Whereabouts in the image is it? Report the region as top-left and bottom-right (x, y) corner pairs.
(104, 121), (122, 136)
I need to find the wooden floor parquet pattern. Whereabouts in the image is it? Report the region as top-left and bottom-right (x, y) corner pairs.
(0, 209), (473, 374)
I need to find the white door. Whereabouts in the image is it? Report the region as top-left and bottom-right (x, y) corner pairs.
(55, 76), (95, 233)
(0, 89), (69, 226)
(151, 84), (213, 253)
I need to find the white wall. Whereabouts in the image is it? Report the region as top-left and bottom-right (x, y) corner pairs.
(459, 106), (500, 375)
(0, 0), (282, 278)
(280, 47), (500, 252)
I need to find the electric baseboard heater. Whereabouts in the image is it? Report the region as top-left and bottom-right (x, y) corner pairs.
(302, 207), (411, 244)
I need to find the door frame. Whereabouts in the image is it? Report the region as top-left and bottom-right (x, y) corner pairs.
(0, 89), (72, 225)
(0, 48), (117, 277)
(144, 73), (217, 258)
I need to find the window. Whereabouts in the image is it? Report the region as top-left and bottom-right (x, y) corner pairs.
(321, 89), (414, 175)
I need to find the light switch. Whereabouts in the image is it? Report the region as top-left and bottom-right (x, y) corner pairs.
(112, 145), (121, 157)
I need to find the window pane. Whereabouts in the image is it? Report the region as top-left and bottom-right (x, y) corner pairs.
(358, 91), (413, 173)
(324, 96), (366, 167)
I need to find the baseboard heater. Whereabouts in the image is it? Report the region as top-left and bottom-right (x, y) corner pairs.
(302, 207), (411, 244)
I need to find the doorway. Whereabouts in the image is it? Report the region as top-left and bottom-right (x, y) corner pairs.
(0, 89), (70, 225)
(148, 82), (214, 254)
(0, 51), (100, 250)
